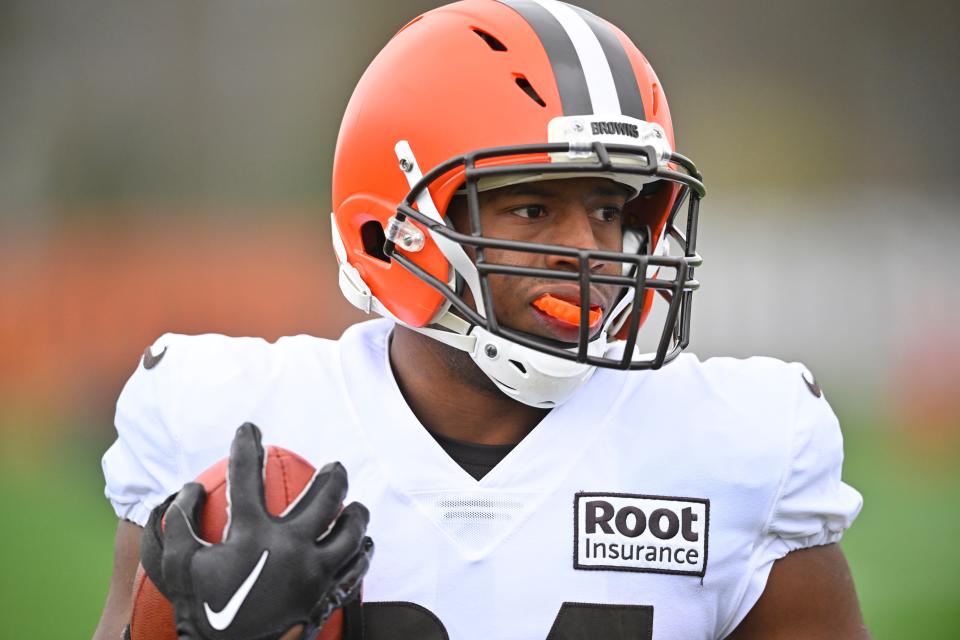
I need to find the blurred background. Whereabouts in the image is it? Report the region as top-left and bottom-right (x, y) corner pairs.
(1, 0), (958, 636)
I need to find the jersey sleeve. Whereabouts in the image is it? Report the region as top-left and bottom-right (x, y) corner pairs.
(101, 334), (185, 526)
(720, 364), (864, 637)
(765, 382), (863, 548)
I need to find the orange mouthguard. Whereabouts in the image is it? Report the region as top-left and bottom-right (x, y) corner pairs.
(532, 294), (602, 327)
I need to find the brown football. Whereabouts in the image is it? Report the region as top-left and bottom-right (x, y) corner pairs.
(128, 445), (344, 640)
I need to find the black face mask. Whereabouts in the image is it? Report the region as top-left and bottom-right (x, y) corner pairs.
(384, 139), (705, 371)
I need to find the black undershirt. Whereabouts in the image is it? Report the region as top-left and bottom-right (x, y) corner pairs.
(425, 428), (518, 480)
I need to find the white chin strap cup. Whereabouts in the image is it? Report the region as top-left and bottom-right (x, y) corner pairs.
(468, 325), (605, 409)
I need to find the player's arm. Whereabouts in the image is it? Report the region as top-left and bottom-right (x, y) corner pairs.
(96, 337), (182, 639)
(92, 519), (142, 640)
(725, 543), (869, 639)
(723, 365), (867, 639)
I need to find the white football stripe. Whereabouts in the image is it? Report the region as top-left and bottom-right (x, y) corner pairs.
(529, 0), (621, 115)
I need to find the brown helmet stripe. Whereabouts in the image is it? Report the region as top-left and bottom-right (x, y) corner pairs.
(498, 0), (594, 116)
(568, 5), (646, 120)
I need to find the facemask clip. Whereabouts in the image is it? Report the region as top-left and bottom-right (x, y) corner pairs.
(386, 215), (425, 252)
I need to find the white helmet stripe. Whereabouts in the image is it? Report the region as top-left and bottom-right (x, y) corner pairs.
(567, 4), (646, 120)
(528, 0), (622, 115)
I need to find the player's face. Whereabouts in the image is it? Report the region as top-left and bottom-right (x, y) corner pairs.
(447, 177), (629, 344)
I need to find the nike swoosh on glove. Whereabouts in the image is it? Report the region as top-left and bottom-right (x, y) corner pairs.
(140, 422), (374, 640)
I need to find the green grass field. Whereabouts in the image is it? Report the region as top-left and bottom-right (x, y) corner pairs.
(0, 415), (956, 638)
(839, 424), (960, 638)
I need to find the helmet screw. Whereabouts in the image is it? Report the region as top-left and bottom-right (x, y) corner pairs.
(572, 121), (584, 132)
(653, 128), (663, 138)
(399, 158), (413, 172)
(484, 344), (498, 359)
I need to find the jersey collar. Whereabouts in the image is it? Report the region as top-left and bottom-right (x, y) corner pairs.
(338, 319), (636, 494)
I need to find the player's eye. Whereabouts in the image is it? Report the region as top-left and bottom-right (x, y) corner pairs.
(508, 205), (547, 219)
(589, 206), (622, 223)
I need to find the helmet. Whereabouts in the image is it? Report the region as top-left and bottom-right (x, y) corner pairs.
(331, 0), (704, 408)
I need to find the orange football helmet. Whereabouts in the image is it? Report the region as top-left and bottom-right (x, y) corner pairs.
(331, 0), (704, 407)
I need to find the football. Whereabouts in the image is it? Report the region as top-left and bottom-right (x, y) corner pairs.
(128, 445), (345, 640)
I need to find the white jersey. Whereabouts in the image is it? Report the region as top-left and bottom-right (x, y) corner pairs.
(103, 319), (862, 640)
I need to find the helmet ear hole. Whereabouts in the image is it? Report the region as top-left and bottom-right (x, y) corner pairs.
(360, 220), (390, 263)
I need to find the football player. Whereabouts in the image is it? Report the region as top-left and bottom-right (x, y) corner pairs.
(94, 1), (868, 638)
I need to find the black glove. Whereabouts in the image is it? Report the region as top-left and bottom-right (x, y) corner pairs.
(141, 423), (374, 640)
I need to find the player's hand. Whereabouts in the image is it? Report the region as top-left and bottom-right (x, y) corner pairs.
(140, 423), (374, 640)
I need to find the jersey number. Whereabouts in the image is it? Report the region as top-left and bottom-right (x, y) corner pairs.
(361, 601), (654, 639)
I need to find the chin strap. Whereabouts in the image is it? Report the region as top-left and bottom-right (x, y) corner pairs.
(468, 324), (605, 408)
(409, 310), (478, 353)
(404, 309), (606, 409)
(337, 261), (604, 409)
